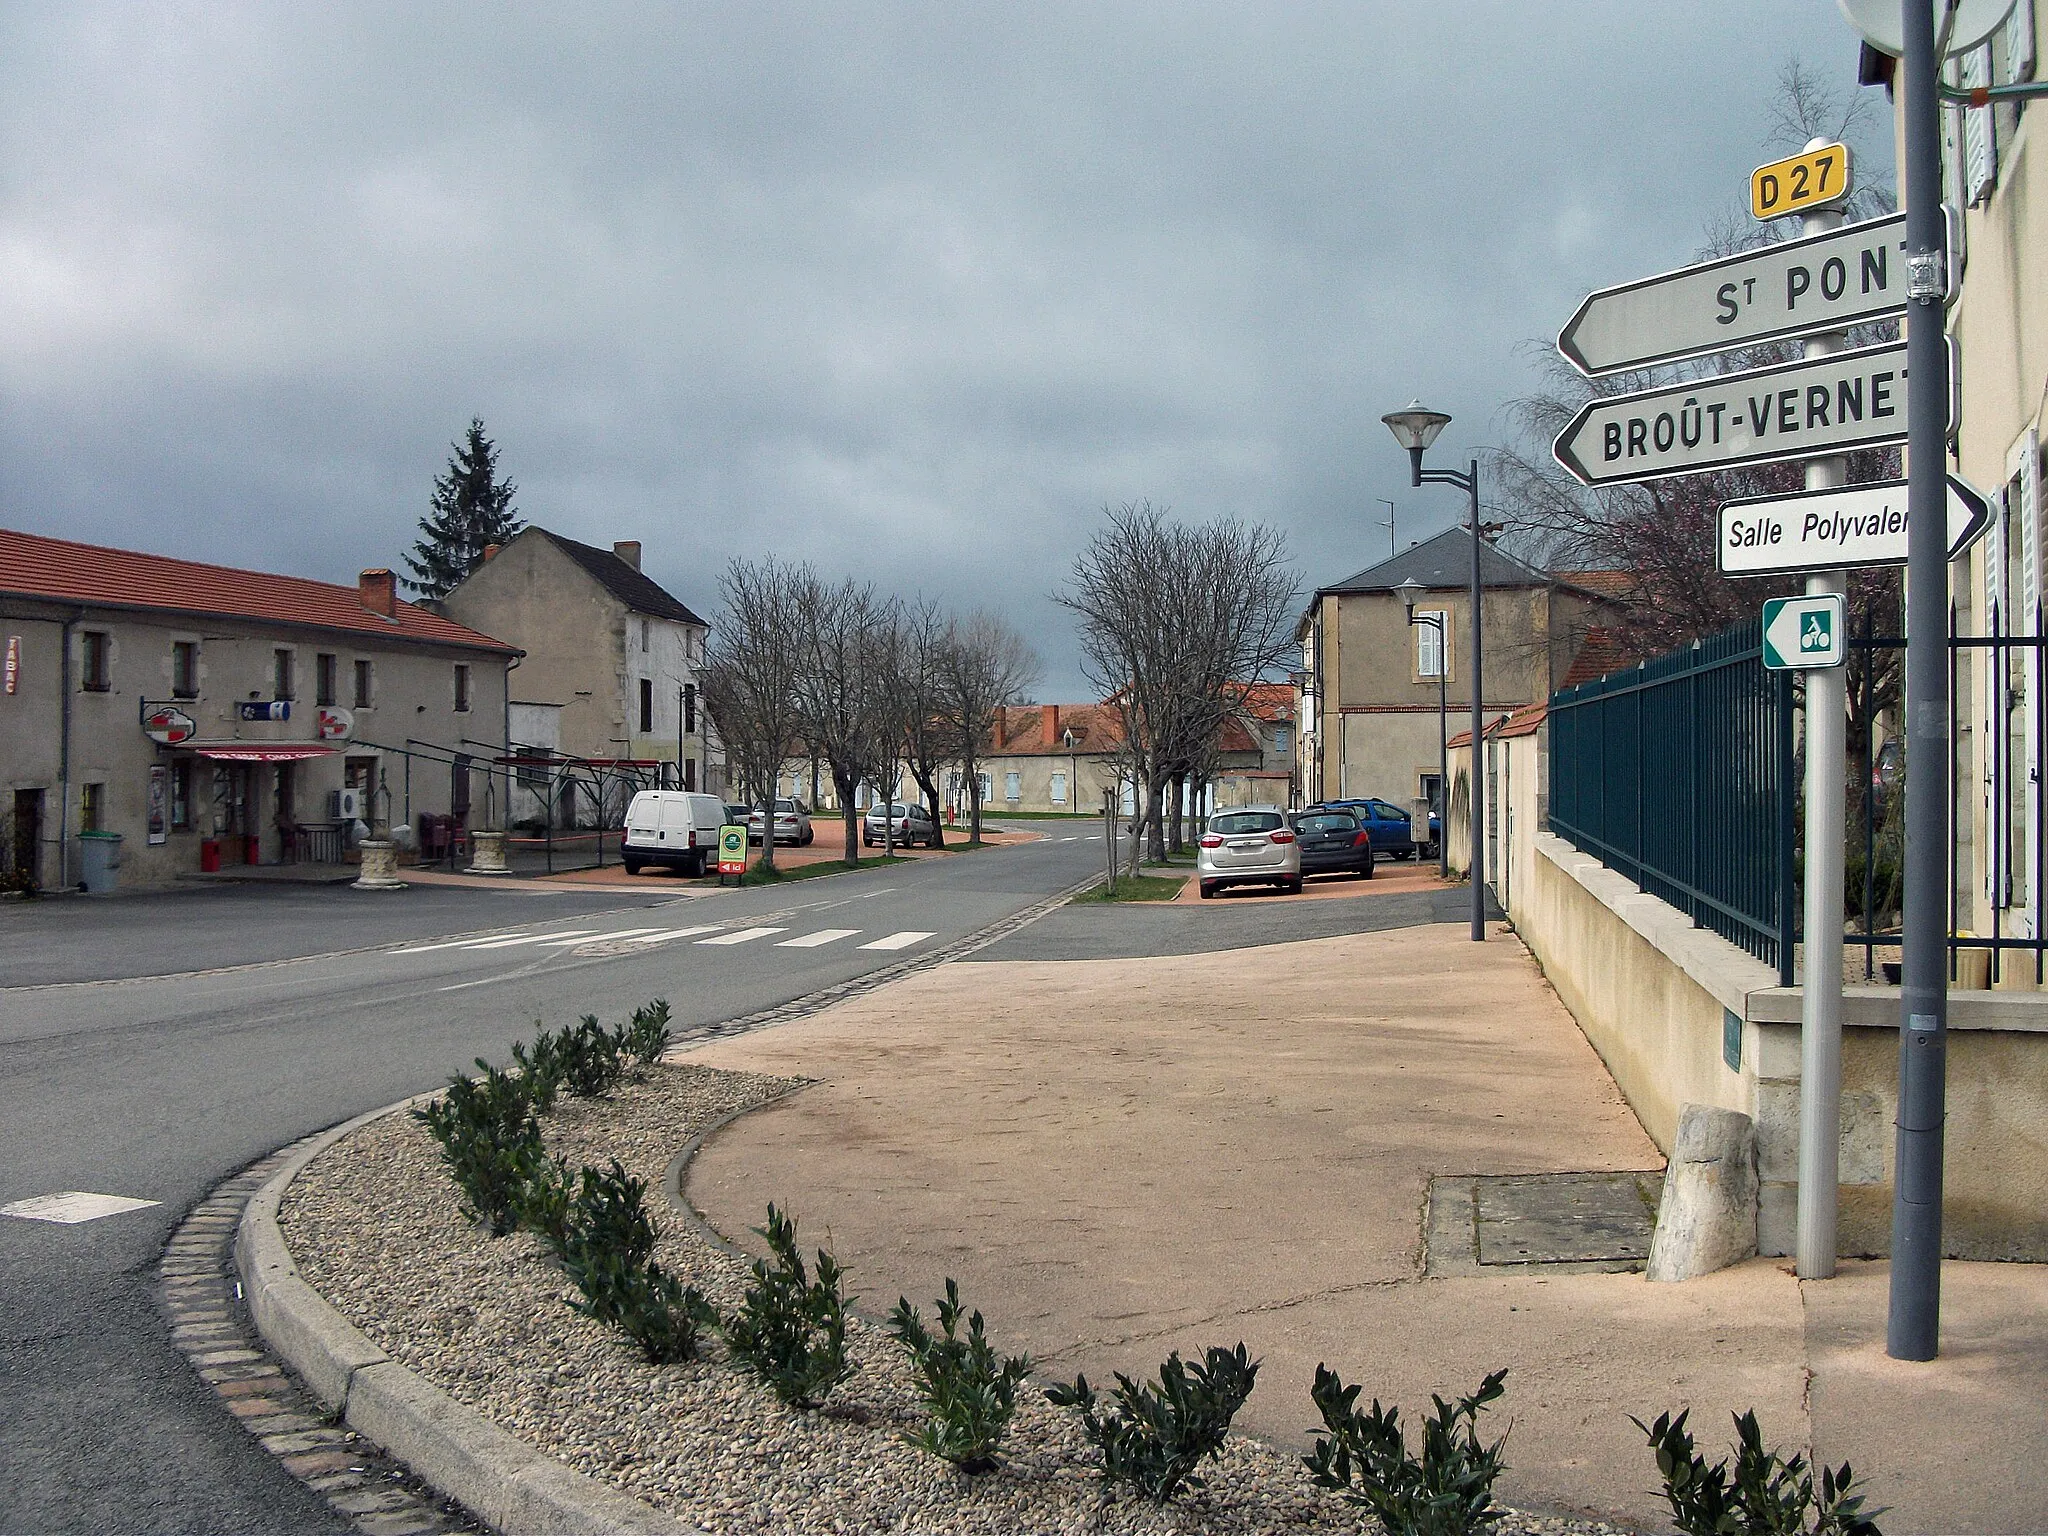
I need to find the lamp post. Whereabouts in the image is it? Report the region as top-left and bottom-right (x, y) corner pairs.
(1383, 400), (1484, 942)
(1395, 577), (1450, 879)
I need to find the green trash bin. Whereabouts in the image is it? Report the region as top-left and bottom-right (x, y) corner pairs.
(79, 830), (123, 893)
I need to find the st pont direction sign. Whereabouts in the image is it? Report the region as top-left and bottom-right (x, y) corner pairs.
(1719, 475), (1992, 578)
(1551, 338), (1955, 487)
(1557, 213), (1904, 377)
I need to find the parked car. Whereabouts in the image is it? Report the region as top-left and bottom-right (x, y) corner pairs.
(747, 797), (814, 846)
(1291, 807), (1374, 880)
(724, 802), (753, 828)
(1322, 797), (1416, 858)
(862, 800), (939, 848)
(621, 791), (729, 877)
(1197, 805), (1301, 899)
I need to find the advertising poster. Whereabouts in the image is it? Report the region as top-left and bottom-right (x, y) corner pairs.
(147, 764), (168, 845)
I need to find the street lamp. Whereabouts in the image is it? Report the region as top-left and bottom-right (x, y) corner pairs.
(1395, 577), (1449, 879)
(1383, 399), (1485, 942)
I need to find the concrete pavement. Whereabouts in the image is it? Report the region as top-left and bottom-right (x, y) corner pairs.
(684, 919), (2048, 1533)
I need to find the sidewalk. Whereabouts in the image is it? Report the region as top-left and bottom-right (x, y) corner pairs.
(683, 921), (2048, 1532)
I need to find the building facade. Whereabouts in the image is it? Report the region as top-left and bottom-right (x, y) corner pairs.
(1292, 528), (1622, 815)
(440, 529), (720, 819)
(0, 529), (517, 891)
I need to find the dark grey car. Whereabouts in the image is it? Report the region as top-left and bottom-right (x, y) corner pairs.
(1292, 808), (1374, 880)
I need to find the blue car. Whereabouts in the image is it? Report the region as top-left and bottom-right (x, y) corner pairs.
(1316, 799), (1417, 859)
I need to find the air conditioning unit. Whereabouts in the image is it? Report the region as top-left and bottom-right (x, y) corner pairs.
(331, 787), (365, 820)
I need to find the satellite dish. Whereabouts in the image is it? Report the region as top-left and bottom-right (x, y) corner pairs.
(1837, 0), (2015, 57)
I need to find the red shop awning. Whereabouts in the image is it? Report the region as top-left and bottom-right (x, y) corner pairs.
(188, 744), (338, 763)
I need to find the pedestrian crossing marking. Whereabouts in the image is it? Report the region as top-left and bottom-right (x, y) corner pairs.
(698, 926), (788, 946)
(392, 933), (532, 954)
(3, 1191), (160, 1225)
(622, 925), (723, 944)
(458, 930), (602, 951)
(777, 928), (859, 948)
(538, 927), (663, 946)
(859, 930), (934, 951)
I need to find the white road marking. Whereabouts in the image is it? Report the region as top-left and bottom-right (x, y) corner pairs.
(697, 926), (787, 946)
(777, 928), (860, 948)
(392, 934), (529, 954)
(858, 930), (935, 951)
(3, 1191), (160, 1225)
(537, 928), (663, 946)
(457, 930), (602, 951)
(622, 925), (724, 944)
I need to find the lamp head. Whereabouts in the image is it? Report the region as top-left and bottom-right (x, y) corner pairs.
(1393, 576), (1424, 617)
(1381, 401), (1451, 453)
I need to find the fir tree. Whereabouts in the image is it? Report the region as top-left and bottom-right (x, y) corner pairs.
(403, 418), (524, 597)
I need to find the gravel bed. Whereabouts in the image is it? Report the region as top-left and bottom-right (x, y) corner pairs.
(280, 1063), (1637, 1536)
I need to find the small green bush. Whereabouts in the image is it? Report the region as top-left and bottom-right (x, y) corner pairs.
(553, 1159), (712, 1363)
(1305, 1367), (1509, 1536)
(886, 1279), (1033, 1473)
(723, 1205), (855, 1409)
(1044, 1343), (1259, 1502)
(623, 999), (673, 1066)
(412, 1062), (542, 1237)
(508, 1144), (577, 1255)
(509, 1028), (569, 1112)
(1638, 1409), (1884, 1536)
(563, 1160), (657, 1270)
(560, 1014), (627, 1098)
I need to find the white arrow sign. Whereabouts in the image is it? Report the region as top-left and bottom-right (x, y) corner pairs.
(1558, 213), (1905, 378)
(1763, 594), (1846, 670)
(1719, 475), (1992, 578)
(1552, 339), (1956, 487)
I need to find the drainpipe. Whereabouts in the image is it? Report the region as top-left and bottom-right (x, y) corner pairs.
(57, 611), (80, 889)
(504, 652), (520, 825)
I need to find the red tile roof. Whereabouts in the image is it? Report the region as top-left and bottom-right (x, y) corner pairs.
(989, 702), (1260, 755)
(1558, 627), (1634, 689)
(1556, 569), (1636, 599)
(0, 527), (518, 654)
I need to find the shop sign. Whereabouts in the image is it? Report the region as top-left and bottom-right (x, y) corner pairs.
(316, 705), (355, 741)
(147, 765), (168, 846)
(143, 704), (198, 746)
(4, 634), (18, 695)
(238, 700), (291, 722)
(718, 824), (747, 876)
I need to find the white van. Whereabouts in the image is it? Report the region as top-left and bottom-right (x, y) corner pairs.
(622, 791), (730, 877)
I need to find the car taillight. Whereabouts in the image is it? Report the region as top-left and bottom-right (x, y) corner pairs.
(1353, 831), (1372, 847)
(1200, 834), (1223, 848)
(1269, 829), (1296, 844)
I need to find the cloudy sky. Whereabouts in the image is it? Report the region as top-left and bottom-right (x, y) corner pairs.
(1, 3), (1888, 693)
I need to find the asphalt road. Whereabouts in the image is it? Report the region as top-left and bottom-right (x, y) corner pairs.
(0, 836), (1102, 1535)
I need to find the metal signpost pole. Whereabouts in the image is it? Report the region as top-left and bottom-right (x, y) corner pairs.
(1467, 466), (1485, 942)
(1797, 185), (1849, 1281)
(1889, 0), (1952, 1363)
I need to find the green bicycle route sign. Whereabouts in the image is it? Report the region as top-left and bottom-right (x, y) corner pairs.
(1762, 593), (1846, 670)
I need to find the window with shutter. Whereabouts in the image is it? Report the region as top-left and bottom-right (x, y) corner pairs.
(1964, 45), (1996, 203)
(1414, 611), (1449, 679)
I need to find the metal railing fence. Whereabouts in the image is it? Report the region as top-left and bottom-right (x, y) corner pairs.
(1549, 621), (1797, 983)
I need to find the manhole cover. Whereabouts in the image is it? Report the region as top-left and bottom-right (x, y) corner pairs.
(1426, 1170), (1664, 1275)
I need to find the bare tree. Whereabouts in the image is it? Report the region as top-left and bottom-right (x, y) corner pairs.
(938, 611), (1039, 845)
(895, 597), (960, 848)
(1060, 502), (1296, 869)
(700, 558), (807, 873)
(790, 573), (896, 866)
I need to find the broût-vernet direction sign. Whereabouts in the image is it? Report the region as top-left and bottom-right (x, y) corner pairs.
(1551, 338), (1954, 487)
(1556, 213), (1905, 378)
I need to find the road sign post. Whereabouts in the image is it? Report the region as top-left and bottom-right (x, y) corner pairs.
(717, 824), (747, 884)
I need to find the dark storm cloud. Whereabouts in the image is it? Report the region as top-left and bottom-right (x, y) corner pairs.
(0, 3), (1886, 690)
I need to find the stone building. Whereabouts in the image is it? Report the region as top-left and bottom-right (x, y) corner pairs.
(0, 527), (517, 891)
(970, 702), (1267, 817)
(439, 528), (720, 818)
(1292, 527), (1624, 814)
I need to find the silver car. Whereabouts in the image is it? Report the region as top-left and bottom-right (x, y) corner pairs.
(746, 797), (814, 846)
(862, 800), (939, 848)
(1196, 805), (1301, 899)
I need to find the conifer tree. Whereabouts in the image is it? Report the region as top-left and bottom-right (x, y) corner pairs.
(403, 418), (524, 597)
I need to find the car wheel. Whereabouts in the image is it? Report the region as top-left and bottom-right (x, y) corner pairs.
(802, 829), (814, 846)
(1360, 853), (1375, 880)
(1285, 876), (1304, 895)
(1199, 881), (1217, 899)
(623, 857), (643, 875)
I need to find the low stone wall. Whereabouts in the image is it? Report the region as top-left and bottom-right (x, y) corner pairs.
(1518, 830), (2048, 1261)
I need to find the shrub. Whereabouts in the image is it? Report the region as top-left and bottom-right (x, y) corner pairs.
(563, 1160), (657, 1270)
(509, 1028), (569, 1113)
(723, 1205), (855, 1409)
(560, 1014), (627, 1098)
(553, 1159), (712, 1364)
(1044, 1343), (1259, 1502)
(1637, 1409), (1884, 1536)
(412, 1062), (542, 1236)
(886, 1279), (1033, 1473)
(1305, 1366), (1509, 1536)
(623, 999), (673, 1067)
(509, 1144), (577, 1255)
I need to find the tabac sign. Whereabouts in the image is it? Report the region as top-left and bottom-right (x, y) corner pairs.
(142, 703), (197, 746)
(1552, 339), (1955, 486)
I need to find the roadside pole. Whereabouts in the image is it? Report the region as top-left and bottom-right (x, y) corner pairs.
(1796, 180), (1848, 1281)
(1103, 790), (1117, 896)
(1890, 0), (1952, 1362)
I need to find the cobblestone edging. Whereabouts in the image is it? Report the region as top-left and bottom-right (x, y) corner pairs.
(159, 1139), (494, 1536)
(174, 875), (1093, 1535)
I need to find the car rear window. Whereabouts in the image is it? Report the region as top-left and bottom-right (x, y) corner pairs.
(1298, 813), (1357, 833)
(1211, 811), (1282, 835)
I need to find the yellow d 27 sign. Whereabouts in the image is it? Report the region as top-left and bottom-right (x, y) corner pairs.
(1751, 142), (1852, 221)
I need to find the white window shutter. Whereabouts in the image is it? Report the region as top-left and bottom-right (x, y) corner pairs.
(2021, 429), (2042, 631)
(1964, 45), (1997, 203)
(2008, 0), (2036, 83)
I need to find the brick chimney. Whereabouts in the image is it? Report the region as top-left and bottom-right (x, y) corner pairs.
(613, 540), (642, 571)
(1042, 703), (1059, 745)
(358, 568), (397, 618)
(994, 705), (1007, 746)
(482, 543), (501, 562)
